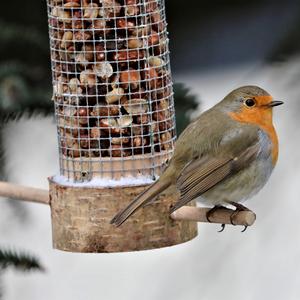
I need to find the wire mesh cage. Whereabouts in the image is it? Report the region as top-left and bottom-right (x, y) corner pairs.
(47, 0), (176, 182)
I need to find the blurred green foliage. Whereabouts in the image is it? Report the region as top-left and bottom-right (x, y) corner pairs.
(173, 83), (199, 134)
(0, 19), (52, 116)
(0, 249), (44, 298)
(0, 248), (44, 272)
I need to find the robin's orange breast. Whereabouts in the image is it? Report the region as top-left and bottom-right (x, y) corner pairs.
(228, 96), (279, 165)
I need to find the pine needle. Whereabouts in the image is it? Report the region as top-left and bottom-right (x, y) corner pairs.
(0, 249), (44, 272)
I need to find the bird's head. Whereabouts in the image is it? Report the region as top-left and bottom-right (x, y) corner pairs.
(218, 85), (283, 126)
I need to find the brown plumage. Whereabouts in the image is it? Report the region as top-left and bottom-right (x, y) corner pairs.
(111, 85), (283, 227)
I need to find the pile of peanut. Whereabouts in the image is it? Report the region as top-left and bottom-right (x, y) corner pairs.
(48, 0), (175, 158)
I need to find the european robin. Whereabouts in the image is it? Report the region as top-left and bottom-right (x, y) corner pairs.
(111, 85), (283, 228)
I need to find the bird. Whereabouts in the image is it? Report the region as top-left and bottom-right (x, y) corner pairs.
(111, 85), (283, 229)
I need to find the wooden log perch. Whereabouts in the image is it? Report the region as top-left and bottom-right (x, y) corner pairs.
(49, 181), (197, 252)
(0, 181), (49, 205)
(171, 206), (256, 227)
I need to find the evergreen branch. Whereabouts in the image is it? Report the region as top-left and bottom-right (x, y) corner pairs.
(173, 82), (200, 134)
(174, 82), (199, 111)
(0, 108), (54, 126)
(0, 249), (44, 272)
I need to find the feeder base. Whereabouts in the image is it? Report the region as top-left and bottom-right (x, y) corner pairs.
(49, 178), (198, 253)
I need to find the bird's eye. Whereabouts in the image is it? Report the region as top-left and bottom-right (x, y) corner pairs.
(244, 99), (256, 107)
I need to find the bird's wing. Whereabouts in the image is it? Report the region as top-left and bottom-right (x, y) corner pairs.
(170, 142), (260, 213)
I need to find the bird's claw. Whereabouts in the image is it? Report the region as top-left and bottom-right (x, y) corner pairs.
(241, 226), (248, 233)
(218, 224), (225, 232)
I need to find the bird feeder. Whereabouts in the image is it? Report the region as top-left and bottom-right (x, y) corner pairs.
(46, 0), (198, 252)
(0, 0), (256, 253)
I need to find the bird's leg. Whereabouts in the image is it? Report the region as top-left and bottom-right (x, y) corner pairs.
(206, 205), (223, 222)
(228, 201), (250, 232)
(206, 205), (226, 232)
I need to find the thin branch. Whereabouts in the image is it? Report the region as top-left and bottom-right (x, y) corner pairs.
(171, 206), (256, 227)
(0, 181), (49, 205)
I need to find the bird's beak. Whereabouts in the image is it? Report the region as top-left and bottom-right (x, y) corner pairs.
(267, 101), (284, 107)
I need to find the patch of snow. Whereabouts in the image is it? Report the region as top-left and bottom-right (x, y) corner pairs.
(52, 174), (156, 187)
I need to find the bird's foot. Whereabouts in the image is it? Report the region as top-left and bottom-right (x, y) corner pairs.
(206, 205), (223, 222)
(228, 201), (250, 232)
(206, 205), (227, 232)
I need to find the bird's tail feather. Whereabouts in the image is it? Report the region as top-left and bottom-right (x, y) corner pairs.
(110, 178), (171, 227)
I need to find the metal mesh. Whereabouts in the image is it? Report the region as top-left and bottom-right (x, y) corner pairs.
(46, 0), (176, 182)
